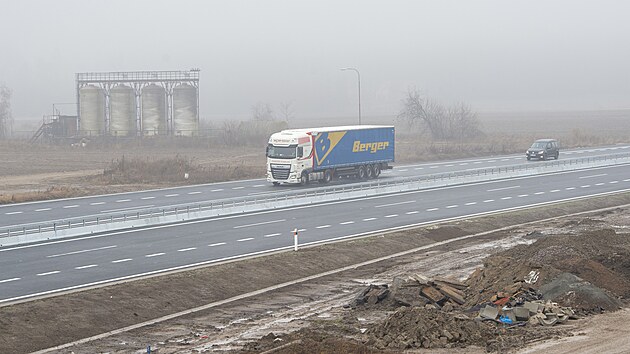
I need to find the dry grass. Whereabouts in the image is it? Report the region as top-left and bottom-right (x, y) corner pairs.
(0, 186), (85, 204)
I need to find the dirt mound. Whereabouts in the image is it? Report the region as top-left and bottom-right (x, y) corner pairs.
(465, 228), (630, 313)
(367, 307), (492, 350)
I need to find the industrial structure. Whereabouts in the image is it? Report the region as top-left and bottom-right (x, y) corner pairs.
(76, 70), (200, 137)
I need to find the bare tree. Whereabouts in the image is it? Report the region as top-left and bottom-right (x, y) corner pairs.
(0, 84), (12, 139)
(397, 88), (481, 140)
(278, 101), (295, 123)
(251, 102), (275, 121)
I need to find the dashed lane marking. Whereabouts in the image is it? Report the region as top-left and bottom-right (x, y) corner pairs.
(75, 264), (98, 270)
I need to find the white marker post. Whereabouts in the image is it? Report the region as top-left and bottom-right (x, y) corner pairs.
(293, 228), (299, 251)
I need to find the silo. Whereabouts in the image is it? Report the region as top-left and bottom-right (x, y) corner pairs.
(109, 85), (136, 136)
(173, 83), (198, 136)
(141, 84), (166, 136)
(79, 85), (105, 136)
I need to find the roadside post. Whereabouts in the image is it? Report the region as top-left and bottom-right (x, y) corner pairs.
(293, 228), (299, 251)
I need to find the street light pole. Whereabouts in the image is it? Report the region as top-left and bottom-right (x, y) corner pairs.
(340, 67), (361, 125)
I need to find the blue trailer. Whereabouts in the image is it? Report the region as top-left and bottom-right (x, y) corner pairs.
(266, 125), (395, 185)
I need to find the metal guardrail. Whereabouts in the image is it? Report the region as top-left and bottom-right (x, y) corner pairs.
(2, 152), (630, 239)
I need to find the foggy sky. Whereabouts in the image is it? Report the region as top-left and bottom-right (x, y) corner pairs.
(1, 0), (629, 122)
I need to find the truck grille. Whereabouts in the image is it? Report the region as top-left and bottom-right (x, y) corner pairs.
(271, 164), (291, 180)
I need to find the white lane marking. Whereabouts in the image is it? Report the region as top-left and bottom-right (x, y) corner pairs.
(90, 202), (106, 205)
(340, 221), (355, 225)
(75, 264), (97, 270)
(405, 211), (419, 215)
(414, 167), (424, 170)
(0, 278), (20, 284)
(566, 187), (576, 190)
(483, 199), (494, 203)
(487, 185), (520, 192)
(426, 208), (439, 211)
(165, 194), (179, 197)
(579, 173), (608, 179)
(112, 258), (132, 263)
(209, 242), (226, 247)
(446, 164), (454, 167)
(624, 179), (630, 182)
(211, 189), (224, 192)
(47, 245), (117, 258)
(297, 228), (307, 232)
(316, 225), (332, 229)
(363, 218), (377, 221)
(100, 205), (155, 213)
(177, 247), (197, 252)
(253, 184), (265, 187)
(237, 237), (254, 242)
(116, 199), (131, 203)
(595, 183), (605, 186)
(232, 187), (245, 190)
(384, 214), (398, 218)
(459, 163), (469, 165)
(63, 205), (79, 209)
(465, 202), (477, 206)
(264, 233), (281, 238)
(500, 197), (512, 200)
(35, 208), (51, 212)
(187, 191), (202, 195)
(518, 194), (529, 197)
(500, 158), (510, 161)
(398, 169), (408, 172)
(233, 219), (286, 229)
(374, 200), (416, 208)
(580, 185), (591, 188)
(429, 166), (438, 169)
(610, 181), (619, 184)
(5, 211), (23, 215)
(445, 205), (458, 209)
(140, 197), (155, 200)
(145, 253), (165, 258)
(534, 192), (545, 195)
(550, 189), (560, 193)
(487, 160), (496, 163)
(37, 271), (60, 276)
(473, 161), (482, 164)
(247, 191), (277, 196)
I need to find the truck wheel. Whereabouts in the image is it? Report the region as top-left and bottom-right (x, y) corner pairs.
(357, 166), (366, 180)
(300, 172), (309, 186)
(366, 165), (374, 179)
(373, 164), (381, 177)
(323, 170), (333, 183)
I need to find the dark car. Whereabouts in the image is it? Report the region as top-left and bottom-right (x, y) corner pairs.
(526, 139), (559, 160)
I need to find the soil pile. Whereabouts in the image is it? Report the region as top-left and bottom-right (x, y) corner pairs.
(465, 228), (630, 314)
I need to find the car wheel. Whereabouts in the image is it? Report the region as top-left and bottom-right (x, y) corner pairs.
(527, 156), (531, 161)
(272, 182), (280, 186)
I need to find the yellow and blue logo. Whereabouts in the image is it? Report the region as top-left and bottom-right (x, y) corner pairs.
(314, 131), (346, 166)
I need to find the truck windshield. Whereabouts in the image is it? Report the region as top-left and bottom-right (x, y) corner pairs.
(267, 145), (297, 159)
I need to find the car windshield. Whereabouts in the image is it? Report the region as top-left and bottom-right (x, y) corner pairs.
(267, 145), (297, 159)
(530, 142), (547, 149)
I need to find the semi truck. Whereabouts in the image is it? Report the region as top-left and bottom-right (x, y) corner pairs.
(266, 125), (395, 185)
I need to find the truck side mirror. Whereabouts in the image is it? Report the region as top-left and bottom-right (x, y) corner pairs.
(297, 146), (304, 158)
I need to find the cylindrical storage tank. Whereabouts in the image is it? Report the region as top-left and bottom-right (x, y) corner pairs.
(141, 84), (166, 136)
(79, 85), (105, 136)
(109, 85), (136, 136)
(173, 83), (198, 136)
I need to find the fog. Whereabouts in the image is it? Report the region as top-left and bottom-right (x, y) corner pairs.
(1, 0), (629, 123)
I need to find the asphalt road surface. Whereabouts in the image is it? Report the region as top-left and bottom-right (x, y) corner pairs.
(1, 144), (628, 228)
(1, 161), (629, 303)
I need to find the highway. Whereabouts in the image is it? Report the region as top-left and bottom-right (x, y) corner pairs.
(1, 144), (629, 228)
(1, 161), (629, 303)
